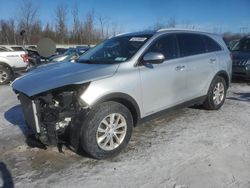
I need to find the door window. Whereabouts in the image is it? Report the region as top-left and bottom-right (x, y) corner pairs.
(145, 34), (178, 60)
(202, 35), (222, 52)
(177, 33), (206, 57)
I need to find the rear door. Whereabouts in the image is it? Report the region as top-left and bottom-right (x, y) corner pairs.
(176, 33), (218, 99)
(139, 34), (188, 116)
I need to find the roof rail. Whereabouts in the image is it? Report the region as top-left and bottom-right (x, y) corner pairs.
(157, 28), (205, 33)
(115, 32), (131, 37)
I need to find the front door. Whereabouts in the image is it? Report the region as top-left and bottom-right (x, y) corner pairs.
(138, 34), (187, 116)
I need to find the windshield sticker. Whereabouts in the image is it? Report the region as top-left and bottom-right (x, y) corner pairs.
(115, 57), (127, 61)
(129, 37), (147, 42)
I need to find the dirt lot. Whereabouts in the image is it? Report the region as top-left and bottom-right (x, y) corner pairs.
(0, 81), (250, 188)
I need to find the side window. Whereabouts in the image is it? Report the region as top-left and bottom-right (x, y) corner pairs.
(146, 34), (178, 60)
(202, 35), (222, 52)
(177, 33), (206, 57)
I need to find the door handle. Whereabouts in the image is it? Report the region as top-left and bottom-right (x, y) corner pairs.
(210, 58), (216, 63)
(175, 65), (185, 71)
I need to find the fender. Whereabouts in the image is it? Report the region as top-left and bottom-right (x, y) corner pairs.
(90, 92), (141, 126)
(213, 70), (230, 89)
(0, 61), (13, 74)
(204, 70), (230, 98)
(70, 92), (141, 151)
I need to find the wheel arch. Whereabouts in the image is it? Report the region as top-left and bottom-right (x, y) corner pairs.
(91, 92), (141, 126)
(0, 62), (14, 75)
(214, 70), (230, 89)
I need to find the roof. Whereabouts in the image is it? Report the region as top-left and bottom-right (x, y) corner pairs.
(116, 28), (219, 38)
(157, 28), (219, 36)
(115, 30), (156, 37)
(157, 28), (204, 32)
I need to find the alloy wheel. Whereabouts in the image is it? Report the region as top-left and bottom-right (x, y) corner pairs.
(213, 82), (225, 105)
(0, 70), (8, 83)
(96, 113), (127, 151)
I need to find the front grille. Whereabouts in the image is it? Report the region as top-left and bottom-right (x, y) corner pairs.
(233, 59), (248, 66)
(19, 93), (40, 133)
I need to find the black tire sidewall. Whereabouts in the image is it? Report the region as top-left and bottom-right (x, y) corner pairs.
(80, 101), (133, 159)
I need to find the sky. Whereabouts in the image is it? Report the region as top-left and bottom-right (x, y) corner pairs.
(0, 0), (250, 33)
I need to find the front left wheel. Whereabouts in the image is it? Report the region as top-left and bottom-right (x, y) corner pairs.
(80, 101), (133, 159)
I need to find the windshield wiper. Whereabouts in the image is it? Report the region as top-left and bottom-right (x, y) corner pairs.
(78, 59), (95, 64)
(78, 59), (117, 64)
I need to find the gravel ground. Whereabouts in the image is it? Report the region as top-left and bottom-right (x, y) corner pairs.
(0, 81), (250, 188)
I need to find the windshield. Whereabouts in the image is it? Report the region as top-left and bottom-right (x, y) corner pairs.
(78, 34), (152, 64)
(231, 38), (250, 52)
(64, 48), (76, 55)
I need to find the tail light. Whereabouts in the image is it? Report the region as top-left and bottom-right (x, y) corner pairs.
(21, 54), (29, 63)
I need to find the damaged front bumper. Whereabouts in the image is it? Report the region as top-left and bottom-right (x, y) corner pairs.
(17, 84), (89, 147)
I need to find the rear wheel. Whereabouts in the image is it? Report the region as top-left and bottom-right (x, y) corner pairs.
(0, 65), (12, 85)
(203, 76), (227, 110)
(80, 101), (133, 159)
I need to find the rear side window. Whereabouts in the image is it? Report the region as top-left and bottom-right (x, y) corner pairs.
(146, 34), (178, 60)
(177, 33), (206, 57)
(202, 35), (222, 52)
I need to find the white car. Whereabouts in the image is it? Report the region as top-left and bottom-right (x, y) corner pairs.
(0, 50), (28, 85)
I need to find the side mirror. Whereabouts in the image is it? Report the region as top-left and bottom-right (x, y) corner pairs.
(143, 52), (165, 64)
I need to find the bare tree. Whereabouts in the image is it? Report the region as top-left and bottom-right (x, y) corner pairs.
(166, 17), (176, 28)
(9, 19), (17, 44)
(0, 19), (17, 44)
(71, 3), (81, 43)
(149, 22), (165, 30)
(55, 4), (68, 44)
(0, 20), (10, 44)
(0, 2), (123, 45)
(83, 10), (95, 44)
(99, 16), (105, 40)
(18, 0), (39, 44)
(149, 17), (176, 31)
(110, 22), (123, 37)
(43, 23), (55, 40)
(99, 16), (117, 39)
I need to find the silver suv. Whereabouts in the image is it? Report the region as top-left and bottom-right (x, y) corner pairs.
(12, 29), (232, 159)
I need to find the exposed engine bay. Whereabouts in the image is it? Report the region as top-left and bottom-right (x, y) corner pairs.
(18, 84), (89, 147)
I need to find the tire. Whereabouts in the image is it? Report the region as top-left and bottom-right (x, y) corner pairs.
(203, 76), (227, 110)
(80, 101), (133, 159)
(0, 65), (12, 85)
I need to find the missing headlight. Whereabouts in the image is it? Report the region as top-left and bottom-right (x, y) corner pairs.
(27, 83), (90, 145)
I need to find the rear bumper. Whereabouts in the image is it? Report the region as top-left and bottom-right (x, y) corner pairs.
(12, 66), (27, 73)
(232, 65), (250, 78)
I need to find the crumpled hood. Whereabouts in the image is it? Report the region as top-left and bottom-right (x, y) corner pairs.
(12, 61), (119, 96)
(231, 51), (250, 60)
